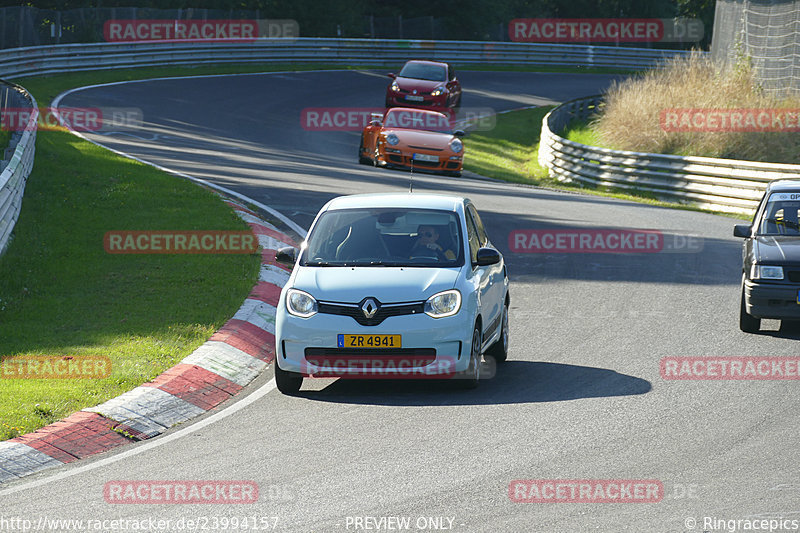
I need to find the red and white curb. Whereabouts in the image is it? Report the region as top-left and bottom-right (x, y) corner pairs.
(0, 196), (297, 484)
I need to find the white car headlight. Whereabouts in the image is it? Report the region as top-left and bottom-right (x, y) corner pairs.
(424, 289), (461, 318)
(431, 86), (445, 96)
(450, 138), (463, 153)
(286, 289), (318, 318)
(751, 265), (784, 280)
(386, 133), (400, 146)
(391, 81), (400, 92)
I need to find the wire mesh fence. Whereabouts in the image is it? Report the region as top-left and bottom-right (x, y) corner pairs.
(711, 0), (800, 96)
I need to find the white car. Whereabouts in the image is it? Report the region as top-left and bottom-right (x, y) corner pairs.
(274, 193), (509, 394)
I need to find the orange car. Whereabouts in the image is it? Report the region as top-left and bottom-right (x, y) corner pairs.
(359, 107), (464, 177)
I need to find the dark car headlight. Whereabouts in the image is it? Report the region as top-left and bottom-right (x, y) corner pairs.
(751, 265), (784, 280)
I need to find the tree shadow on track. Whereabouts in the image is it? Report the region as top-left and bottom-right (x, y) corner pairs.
(294, 360), (651, 406)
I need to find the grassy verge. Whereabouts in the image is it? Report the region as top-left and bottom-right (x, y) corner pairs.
(595, 53), (800, 163)
(463, 107), (749, 219)
(0, 75), (263, 441)
(0, 130), (10, 153)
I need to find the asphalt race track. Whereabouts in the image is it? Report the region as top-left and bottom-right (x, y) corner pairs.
(2, 69), (799, 532)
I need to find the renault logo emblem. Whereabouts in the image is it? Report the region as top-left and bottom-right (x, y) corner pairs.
(361, 298), (379, 319)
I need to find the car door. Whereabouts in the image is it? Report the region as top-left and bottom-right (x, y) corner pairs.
(465, 205), (502, 345)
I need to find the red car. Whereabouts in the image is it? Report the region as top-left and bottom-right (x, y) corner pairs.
(359, 107), (464, 177)
(385, 60), (462, 111)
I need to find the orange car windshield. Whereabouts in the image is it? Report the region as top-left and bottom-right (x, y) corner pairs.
(383, 110), (452, 133)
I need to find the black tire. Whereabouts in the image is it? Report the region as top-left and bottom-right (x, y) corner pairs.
(275, 362), (303, 394)
(459, 323), (482, 389)
(486, 302), (509, 363)
(358, 138), (372, 165)
(739, 283), (760, 333)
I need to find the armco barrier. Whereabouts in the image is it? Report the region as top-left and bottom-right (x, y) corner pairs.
(0, 38), (692, 79)
(538, 95), (800, 215)
(0, 81), (37, 256)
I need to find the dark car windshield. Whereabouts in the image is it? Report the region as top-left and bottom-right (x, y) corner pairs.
(383, 109), (452, 133)
(757, 194), (800, 235)
(301, 208), (464, 267)
(398, 62), (447, 82)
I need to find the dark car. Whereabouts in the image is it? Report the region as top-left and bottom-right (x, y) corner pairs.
(735, 179), (800, 332)
(385, 60), (462, 111)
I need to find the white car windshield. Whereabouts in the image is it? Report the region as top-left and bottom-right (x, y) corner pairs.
(302, 208), (464, 267)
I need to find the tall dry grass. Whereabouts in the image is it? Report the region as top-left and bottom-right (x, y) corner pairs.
(594, 51), (800, 163)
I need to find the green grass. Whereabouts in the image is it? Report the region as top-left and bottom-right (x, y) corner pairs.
(0, 130), (10, 153)
(562, 117), (606, 147)
(463, 107), (553, 184)
(0, 79), (262, 441)
(463, 107), (750, 219)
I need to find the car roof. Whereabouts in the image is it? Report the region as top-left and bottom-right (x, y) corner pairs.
(766, 178), (800, 193)
(322, 193), (466, 212)
(403, 59), (448, 68)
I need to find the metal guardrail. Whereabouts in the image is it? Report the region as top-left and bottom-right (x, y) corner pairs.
(0, 38), (693, 79)
(0, 82), (37, 256)
(538, 95), (800, 215)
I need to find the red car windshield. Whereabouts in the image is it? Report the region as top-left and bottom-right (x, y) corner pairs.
(398, 63), (447, 82)
(383, 109), (452, 133)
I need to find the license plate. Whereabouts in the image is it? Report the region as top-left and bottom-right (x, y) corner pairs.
(405, 95), (424, 102)
(797, 289), (800, 304)
(337, 334), (401, 348)
(413, 153), (438, 162)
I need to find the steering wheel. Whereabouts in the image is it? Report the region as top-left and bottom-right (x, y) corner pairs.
(410, 242), (446, 261)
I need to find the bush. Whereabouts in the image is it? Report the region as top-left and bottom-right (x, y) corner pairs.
(594, 51), (800, 163)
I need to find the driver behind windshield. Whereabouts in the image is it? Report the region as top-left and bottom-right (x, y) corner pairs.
(412, 225), (456, 260)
